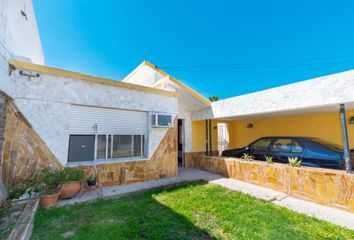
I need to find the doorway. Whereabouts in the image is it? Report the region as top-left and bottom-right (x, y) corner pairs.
(177, 119), (185, 167)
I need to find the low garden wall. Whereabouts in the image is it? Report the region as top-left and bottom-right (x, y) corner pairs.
(189, 154), (354, 213)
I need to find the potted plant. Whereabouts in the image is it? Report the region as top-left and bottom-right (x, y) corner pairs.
(241, 153), (254, 161)
(8, 172), (41, 200)
(265, 155), (273, 164)
(39, 168), (62, 208)
(59, 167), (85, 199)
(87, 174), (97, 186)
(288, 156), (302, 167)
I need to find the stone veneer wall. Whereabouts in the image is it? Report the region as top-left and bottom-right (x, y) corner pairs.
(0, 94), (8, 201)
(185, 152), (205, 168)
(190, 154), (354, 213)
(2, 100), (62, 187)
(0, 95), (7, 169)
(185, 151), (219, 168)
(84, 121), (178, 186)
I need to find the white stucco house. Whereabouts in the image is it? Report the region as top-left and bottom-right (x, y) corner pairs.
(0, 0), (353, 193)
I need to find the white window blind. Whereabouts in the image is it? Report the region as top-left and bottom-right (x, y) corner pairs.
(69, 105), (148, 135)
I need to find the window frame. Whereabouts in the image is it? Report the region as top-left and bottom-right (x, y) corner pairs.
(250, 138), (273, 151)
(68, 134), (96, 163)
(270, 138), (304, 154)
(68, 134), (147, 164)
(271, 138), (293, 153)
(291, 140), (303, 153)
(99, 134), (146, 160)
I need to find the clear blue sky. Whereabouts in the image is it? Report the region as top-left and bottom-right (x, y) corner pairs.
(33, 0), (354, 99)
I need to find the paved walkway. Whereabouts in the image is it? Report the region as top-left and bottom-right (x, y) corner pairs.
(58, 168), (354, 230)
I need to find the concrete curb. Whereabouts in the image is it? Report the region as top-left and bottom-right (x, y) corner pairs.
(7, 199), (39, 240)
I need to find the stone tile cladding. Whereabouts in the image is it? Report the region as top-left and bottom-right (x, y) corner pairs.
(0, 95), (8, 200)
(189, 154), (354, 213)
(2, 100), (62, 187)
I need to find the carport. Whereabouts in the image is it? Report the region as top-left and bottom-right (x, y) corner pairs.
(191, 70), (354, 173)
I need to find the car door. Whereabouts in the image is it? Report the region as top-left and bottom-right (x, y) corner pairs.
(249, 138), (273, 160)
(269, 138), (304, 164)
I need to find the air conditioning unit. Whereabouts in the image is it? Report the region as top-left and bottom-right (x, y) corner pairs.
(151, 114), (173, 127)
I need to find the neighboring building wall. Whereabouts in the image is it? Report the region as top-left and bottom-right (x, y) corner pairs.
(0, 0), (44, 65)
(189, 155), (354, 213)
(11, 70), (178, 165)
(2, 100), (61, 187)
(192, 70), (354, 121)
(0, 0), (44, 97)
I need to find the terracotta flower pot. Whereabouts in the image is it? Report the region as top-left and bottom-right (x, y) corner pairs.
(60, 181), (81, 199)
(40, 192), (60, 208)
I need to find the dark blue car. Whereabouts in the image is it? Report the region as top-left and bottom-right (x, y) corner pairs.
(221, 136), (354, 170)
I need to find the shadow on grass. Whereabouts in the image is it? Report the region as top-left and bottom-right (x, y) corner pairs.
(32, 181), (214, 240)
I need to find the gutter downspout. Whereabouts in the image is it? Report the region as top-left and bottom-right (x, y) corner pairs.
(209, 120), (212, 157)
(339, 104), (352, 173)
(205, 120), (209, 155)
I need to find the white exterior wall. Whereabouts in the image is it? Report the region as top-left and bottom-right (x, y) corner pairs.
(0, 0), (44, 96)
(11, 71), (178, 165)
(124, 65), (204, 154)
(124, 65), (164, 86)
(177, 106), (192, 153)
(192, 70), (354, 120)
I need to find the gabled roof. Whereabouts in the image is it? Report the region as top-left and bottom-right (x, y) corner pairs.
(9, 60), (179, 97)
(123, 61), (211, 106)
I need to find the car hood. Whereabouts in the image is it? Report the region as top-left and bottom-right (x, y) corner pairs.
(221, 147), (246, 156)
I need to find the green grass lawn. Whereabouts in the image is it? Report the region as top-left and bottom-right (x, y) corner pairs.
(32, 183), (354, 240)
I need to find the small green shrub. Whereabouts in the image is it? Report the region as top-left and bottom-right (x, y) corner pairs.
(40, 168), (62, 195)
(8, 172), (41, 199)
(241, 153), (254, 161)
(288, 157), (301, 167)
(8, 168), (85, 198)
(10, 168), (63, 197)
(60, 167), (86, 183)
(265, 155), (273, 163)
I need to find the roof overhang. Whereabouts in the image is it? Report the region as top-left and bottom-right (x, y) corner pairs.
(213, 102), (354, 121)
(192, 69), (354, 120)
(9, 60), (179, 97)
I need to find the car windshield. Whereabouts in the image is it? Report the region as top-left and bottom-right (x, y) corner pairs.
(310, 138), (343, 152)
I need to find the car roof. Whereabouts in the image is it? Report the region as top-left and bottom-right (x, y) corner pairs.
(258, 136), (313, 139)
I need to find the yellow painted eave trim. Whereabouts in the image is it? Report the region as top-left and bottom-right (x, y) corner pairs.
(8, 60), (179, 97)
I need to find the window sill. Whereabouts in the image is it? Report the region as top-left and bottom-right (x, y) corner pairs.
(65, 157), (149, 167)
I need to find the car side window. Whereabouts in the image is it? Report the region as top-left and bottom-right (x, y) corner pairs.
(272, 139), (292, 152)
(251, 138), (272, 151)
(292, 140), (303, 153)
